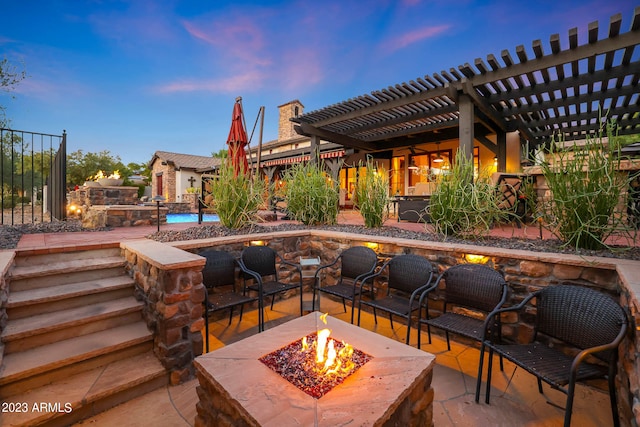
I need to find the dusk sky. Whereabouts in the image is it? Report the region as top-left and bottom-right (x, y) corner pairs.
(1, 1), (635, 165)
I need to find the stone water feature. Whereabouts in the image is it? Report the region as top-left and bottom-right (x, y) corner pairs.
(68, 185), (169, 228)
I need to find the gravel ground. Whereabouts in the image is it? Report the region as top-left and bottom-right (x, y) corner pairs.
(148, 223), (640, 261)
(2, 221), (639, 261)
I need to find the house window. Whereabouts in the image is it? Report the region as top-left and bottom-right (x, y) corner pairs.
(294, 106), (299, 117)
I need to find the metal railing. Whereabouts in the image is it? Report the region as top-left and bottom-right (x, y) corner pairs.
(1, 128), (66, 225)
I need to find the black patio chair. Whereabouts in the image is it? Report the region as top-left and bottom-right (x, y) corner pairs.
(201, 250), (257, 352)
(357, 254), (434, 345)
(418, 263), (508, 399)
(238, 246), (303, 332)
(311, 246), (378, 324)
(480, 285), (627, 427)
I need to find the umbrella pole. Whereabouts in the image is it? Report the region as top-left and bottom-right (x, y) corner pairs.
(256, 106), (265, 180)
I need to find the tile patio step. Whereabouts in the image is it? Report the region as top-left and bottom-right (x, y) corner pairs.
(6, 275), (135, 320)
(0, 322), (153, 399)
(2, 297), (144, 353)
(1, 351), (167, 427)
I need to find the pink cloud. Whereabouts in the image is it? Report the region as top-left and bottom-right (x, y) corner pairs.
(182, 18), (271, 68)
(155, 70), (267, 94)
(381, 24), (451, 53)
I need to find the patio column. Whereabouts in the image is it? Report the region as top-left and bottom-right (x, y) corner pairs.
(496, 131), (506, 173)
(458, 94), (474, 162)
(310, 135), (320, 165)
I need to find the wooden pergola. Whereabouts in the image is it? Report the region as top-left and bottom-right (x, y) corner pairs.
(292, 8), (640, 171)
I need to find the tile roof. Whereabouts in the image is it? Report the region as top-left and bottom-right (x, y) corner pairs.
(149, 151), (222, 170)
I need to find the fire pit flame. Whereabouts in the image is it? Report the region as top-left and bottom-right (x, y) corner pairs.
(259, 313), (372, 398)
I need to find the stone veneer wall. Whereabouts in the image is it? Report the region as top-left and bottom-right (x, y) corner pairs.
(120, 240), (206, 385)
(181, 194), (199, 213)
(122, 230), (640, 426)
(69, 186), (139, 207)
(82, 205), (168, 228)
(0, 252), (14, 371)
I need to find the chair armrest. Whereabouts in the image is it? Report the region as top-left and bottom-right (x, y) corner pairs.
(357, 266), (387, 293)
(417, 271), (446, 307)
(237, 258), (263, 284)
(569, 320), (628, 380)
(410, 279), (435, 305)
(482, 291), (539, 343)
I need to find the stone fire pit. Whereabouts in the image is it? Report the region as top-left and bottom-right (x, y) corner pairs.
(194, 312), (435, 426)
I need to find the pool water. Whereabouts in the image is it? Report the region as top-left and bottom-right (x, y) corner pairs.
(166, 213), (220, 223)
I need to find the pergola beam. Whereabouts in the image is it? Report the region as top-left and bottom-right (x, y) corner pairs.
(294, 123), (377, 151)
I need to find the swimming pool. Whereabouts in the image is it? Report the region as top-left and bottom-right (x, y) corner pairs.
(166, 213), (220, 224)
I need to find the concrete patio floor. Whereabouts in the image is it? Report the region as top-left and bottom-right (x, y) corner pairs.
(74, 295), (613, 427)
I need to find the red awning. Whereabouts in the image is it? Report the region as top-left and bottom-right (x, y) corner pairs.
(261, 150), (345, 167)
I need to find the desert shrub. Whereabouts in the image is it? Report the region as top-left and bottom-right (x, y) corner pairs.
(429, 150), (506, 239)
(354, 159), (389, 228)
(206, 161), (264, 229)
(539, 122), (631, 250)
(284, 162), (339, 225)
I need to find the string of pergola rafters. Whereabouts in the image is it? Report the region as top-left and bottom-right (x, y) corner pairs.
(293, 8), (640, 153)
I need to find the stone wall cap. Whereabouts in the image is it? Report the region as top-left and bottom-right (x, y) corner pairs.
(122, 239), (205, 270)
(0, 250), (16, 277)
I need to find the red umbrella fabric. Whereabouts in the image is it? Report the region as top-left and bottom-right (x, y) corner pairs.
(227, 99), (249, 176)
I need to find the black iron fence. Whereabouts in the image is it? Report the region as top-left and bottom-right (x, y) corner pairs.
(1, 128), (67, 225)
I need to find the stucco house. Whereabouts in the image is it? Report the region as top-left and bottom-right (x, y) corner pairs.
(148, 151), (221, 203)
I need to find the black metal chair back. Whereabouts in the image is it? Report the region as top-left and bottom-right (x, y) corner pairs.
(241, 246), (278, 279)
(339, 246), (379, 282)
(536, 285), (627, 362)
(385, 254), (434, 295)
(202, 249), (236, 288)
(312, 246), (378, 323)
(481, 285), (628, 427)
(238, 245), (303, 332)
(358, 254), (434, 345)
(441, 264), (507, 313)
(200, 250), (257, 352)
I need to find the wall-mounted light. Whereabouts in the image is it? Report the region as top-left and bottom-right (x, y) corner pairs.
(364, 242), (379, 252)
(464, 253), (489, 264)
(246, 240), (266, 246)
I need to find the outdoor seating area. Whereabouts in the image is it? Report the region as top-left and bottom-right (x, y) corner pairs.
(196, 244), (628, 426)
(76, 292), (618, 426)
(2, 217), (638, 426)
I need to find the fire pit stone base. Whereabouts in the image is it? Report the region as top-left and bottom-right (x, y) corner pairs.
(194, 312), (435, 427)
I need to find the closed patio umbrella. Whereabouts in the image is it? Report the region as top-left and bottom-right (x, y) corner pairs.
(227, 97), (249, 176)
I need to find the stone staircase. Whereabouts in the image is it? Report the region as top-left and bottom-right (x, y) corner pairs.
(1, 245), (167, 427)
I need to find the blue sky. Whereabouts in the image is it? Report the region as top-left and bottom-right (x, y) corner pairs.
(1, 0), (635, 164)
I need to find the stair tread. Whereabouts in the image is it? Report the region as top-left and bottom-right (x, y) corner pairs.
(1, 351), (166, 427)
(0, 322), (152, 385)
(7, 275), (134, 307)
(2, 297), (143, 341)
(9, 256), (125, 280)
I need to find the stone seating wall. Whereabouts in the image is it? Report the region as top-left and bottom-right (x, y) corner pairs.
(119, 230), (640, 426)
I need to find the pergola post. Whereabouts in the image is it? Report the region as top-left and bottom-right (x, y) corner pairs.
(310, 135), (320, 165)
(496, 131), (506, 173)
(458, 94), (474, 161)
